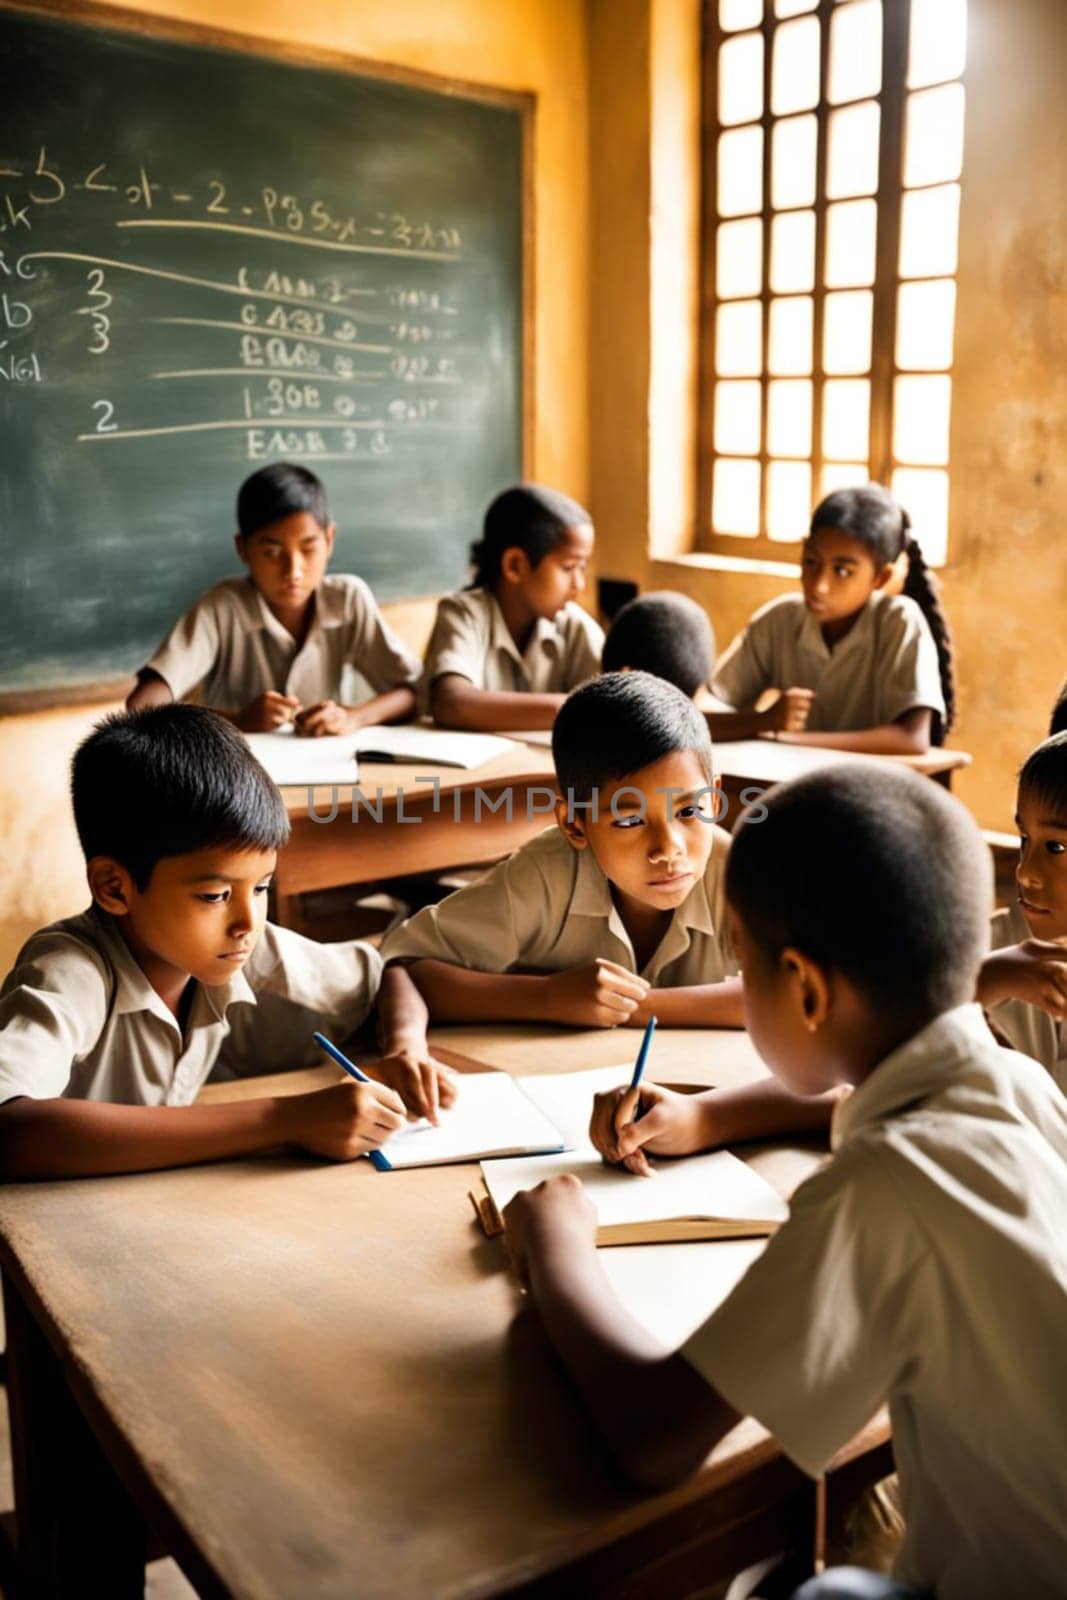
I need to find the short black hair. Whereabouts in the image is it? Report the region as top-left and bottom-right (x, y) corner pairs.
(726, 764), (989, 1023)
(601, 592), (715, 699)
(469, 482), (592, 588)
(552, 671), (714, 802)
(237, 462), (329, 538)
(1049, 680), (1067, 738)
(1019, 732), (1067, 819)
(72, 705), (291, 889)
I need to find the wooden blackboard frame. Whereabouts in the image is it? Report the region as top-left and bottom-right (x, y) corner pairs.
(0, 0), (535, 714)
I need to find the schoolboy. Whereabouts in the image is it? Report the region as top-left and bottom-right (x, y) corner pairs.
(382, 671), (744, 1027)
(0, 706), (454, 1181)
(601, 590), (814, 738)
(504, 765), (1067, 1600)
(977, 731), (1067, 1090)
(127, 463), (421, 736)
(425, 483), (603, 732)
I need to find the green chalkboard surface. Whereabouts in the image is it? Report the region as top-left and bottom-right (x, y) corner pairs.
(0, 5), (527, 696)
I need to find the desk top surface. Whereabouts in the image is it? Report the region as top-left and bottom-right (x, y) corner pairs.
(0, 1027), (826, 1600)
(280, 736), (969, 817)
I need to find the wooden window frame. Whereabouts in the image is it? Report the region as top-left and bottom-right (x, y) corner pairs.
(697, 0), (957, 562)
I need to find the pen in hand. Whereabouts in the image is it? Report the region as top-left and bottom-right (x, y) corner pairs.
(626, 1014), (657, 1129)
(312, 1032), (393, 1171)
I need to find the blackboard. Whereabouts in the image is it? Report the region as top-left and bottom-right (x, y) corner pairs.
(0, 3), (529, 699)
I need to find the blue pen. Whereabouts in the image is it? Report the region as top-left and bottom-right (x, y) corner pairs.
(627, 1014), (657, 1126)
(313, 1031), (393, 1171)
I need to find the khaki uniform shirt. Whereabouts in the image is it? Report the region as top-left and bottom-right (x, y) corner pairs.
(143, 575), (422, 711)
(381, 823), (736, 986)
(988, 902), (1067, 1092)
(423, 587), (604, 695)
(683, 1005), (1067, 1600)
(711, 592), (945, 732)
(0, 908), (381, 1106)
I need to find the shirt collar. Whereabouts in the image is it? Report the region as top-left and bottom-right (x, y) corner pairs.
(242, 577), (346, 641)
(798, 590), (880, 665)
(92, 907), (257, 1029)
(567, 835), (719, 937)
(485, 590), (561, 669)
(831, 1003), (994, 1150)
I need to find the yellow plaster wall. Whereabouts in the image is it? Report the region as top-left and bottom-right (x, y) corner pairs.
(589, 0), (1067, 832)
(0, 0), (589, 973)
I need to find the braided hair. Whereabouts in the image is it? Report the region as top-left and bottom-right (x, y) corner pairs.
(811, 485), (957, 743)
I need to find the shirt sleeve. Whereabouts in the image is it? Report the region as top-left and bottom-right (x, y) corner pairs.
(423, 593), (488, 688)
(380, 841), (560, 972)
(142, 592), (223, 701)
(681, 1144), (927, 1476)
(0, 936), (111, 1102)
(710, 608), (778, 709)
(874, 597), (946, 724)
(217, 925), (383, 1076)
(345, 579), (423, 694)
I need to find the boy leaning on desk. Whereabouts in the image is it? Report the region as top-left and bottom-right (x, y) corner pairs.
(0, 704), (452, 1181)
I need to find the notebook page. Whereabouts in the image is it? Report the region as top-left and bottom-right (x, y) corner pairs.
(481, 1146), (788, 1229)
(353, 726), (524, 768)
(242, 728), (359, 786)
(599, 1238), (766, 1346)
(517, 1065), (642, 1150)
(380, 1072), (565, 1170)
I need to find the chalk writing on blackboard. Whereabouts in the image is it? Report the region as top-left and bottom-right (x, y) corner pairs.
(4, 147), (470, 463)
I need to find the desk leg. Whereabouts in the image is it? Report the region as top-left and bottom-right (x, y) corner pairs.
(3, 1274), (146, 1598)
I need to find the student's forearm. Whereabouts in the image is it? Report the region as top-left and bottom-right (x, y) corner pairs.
(126, 671), (174, 712)
(778, 723), (929, 756)
(0, 1095), (290, 1180)
(640, 980), (746, 1028)
(975, 949), (1022, 1008)
(525, 1230), (736, 1489)
(431, 678), (564, 732)
(349, 686), (417, 727)
(376, 963), (432, 1053)
(704, 708), (772, 741)
(407, 961), (553, 1023)
(691, 1078), (839, 1147)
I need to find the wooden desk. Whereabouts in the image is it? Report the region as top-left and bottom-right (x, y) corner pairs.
(273, 738), (971, 926)
(0, 1026), (890, 1599)
(275, 744), (557, 929)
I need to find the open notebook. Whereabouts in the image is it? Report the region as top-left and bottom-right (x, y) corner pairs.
(243, 725), (524, 786)
(374, 1072), (565, 1171)
(472, 1066), (789, 1245)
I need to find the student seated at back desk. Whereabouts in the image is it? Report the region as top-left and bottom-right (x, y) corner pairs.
(602, 590), (814, 739)
(504, 765), (1067, 1600)
(712, 484), (955, 756)
(0, 705), (454, 1182)
(977, 730), (1067, 1092)
(384, 673), (827, 1053)
(425, 482), (603, 733)
(127, 462), (421, 737)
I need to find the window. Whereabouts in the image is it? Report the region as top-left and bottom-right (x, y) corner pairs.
(700, 0), (966, 563)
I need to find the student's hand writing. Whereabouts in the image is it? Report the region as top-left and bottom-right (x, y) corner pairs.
(370, 1048), (458, 1124)
(282, 1080), (407, 1161)
(760, 687), (814, 734)
(541, 960), (650, 1027)
(589, 1083), (705, 1176)
(237, 691), (302, 732)
(295, 700), (353, 737)
(977, 939), (1067, 1019)
(502, 1174), (598, 1291)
